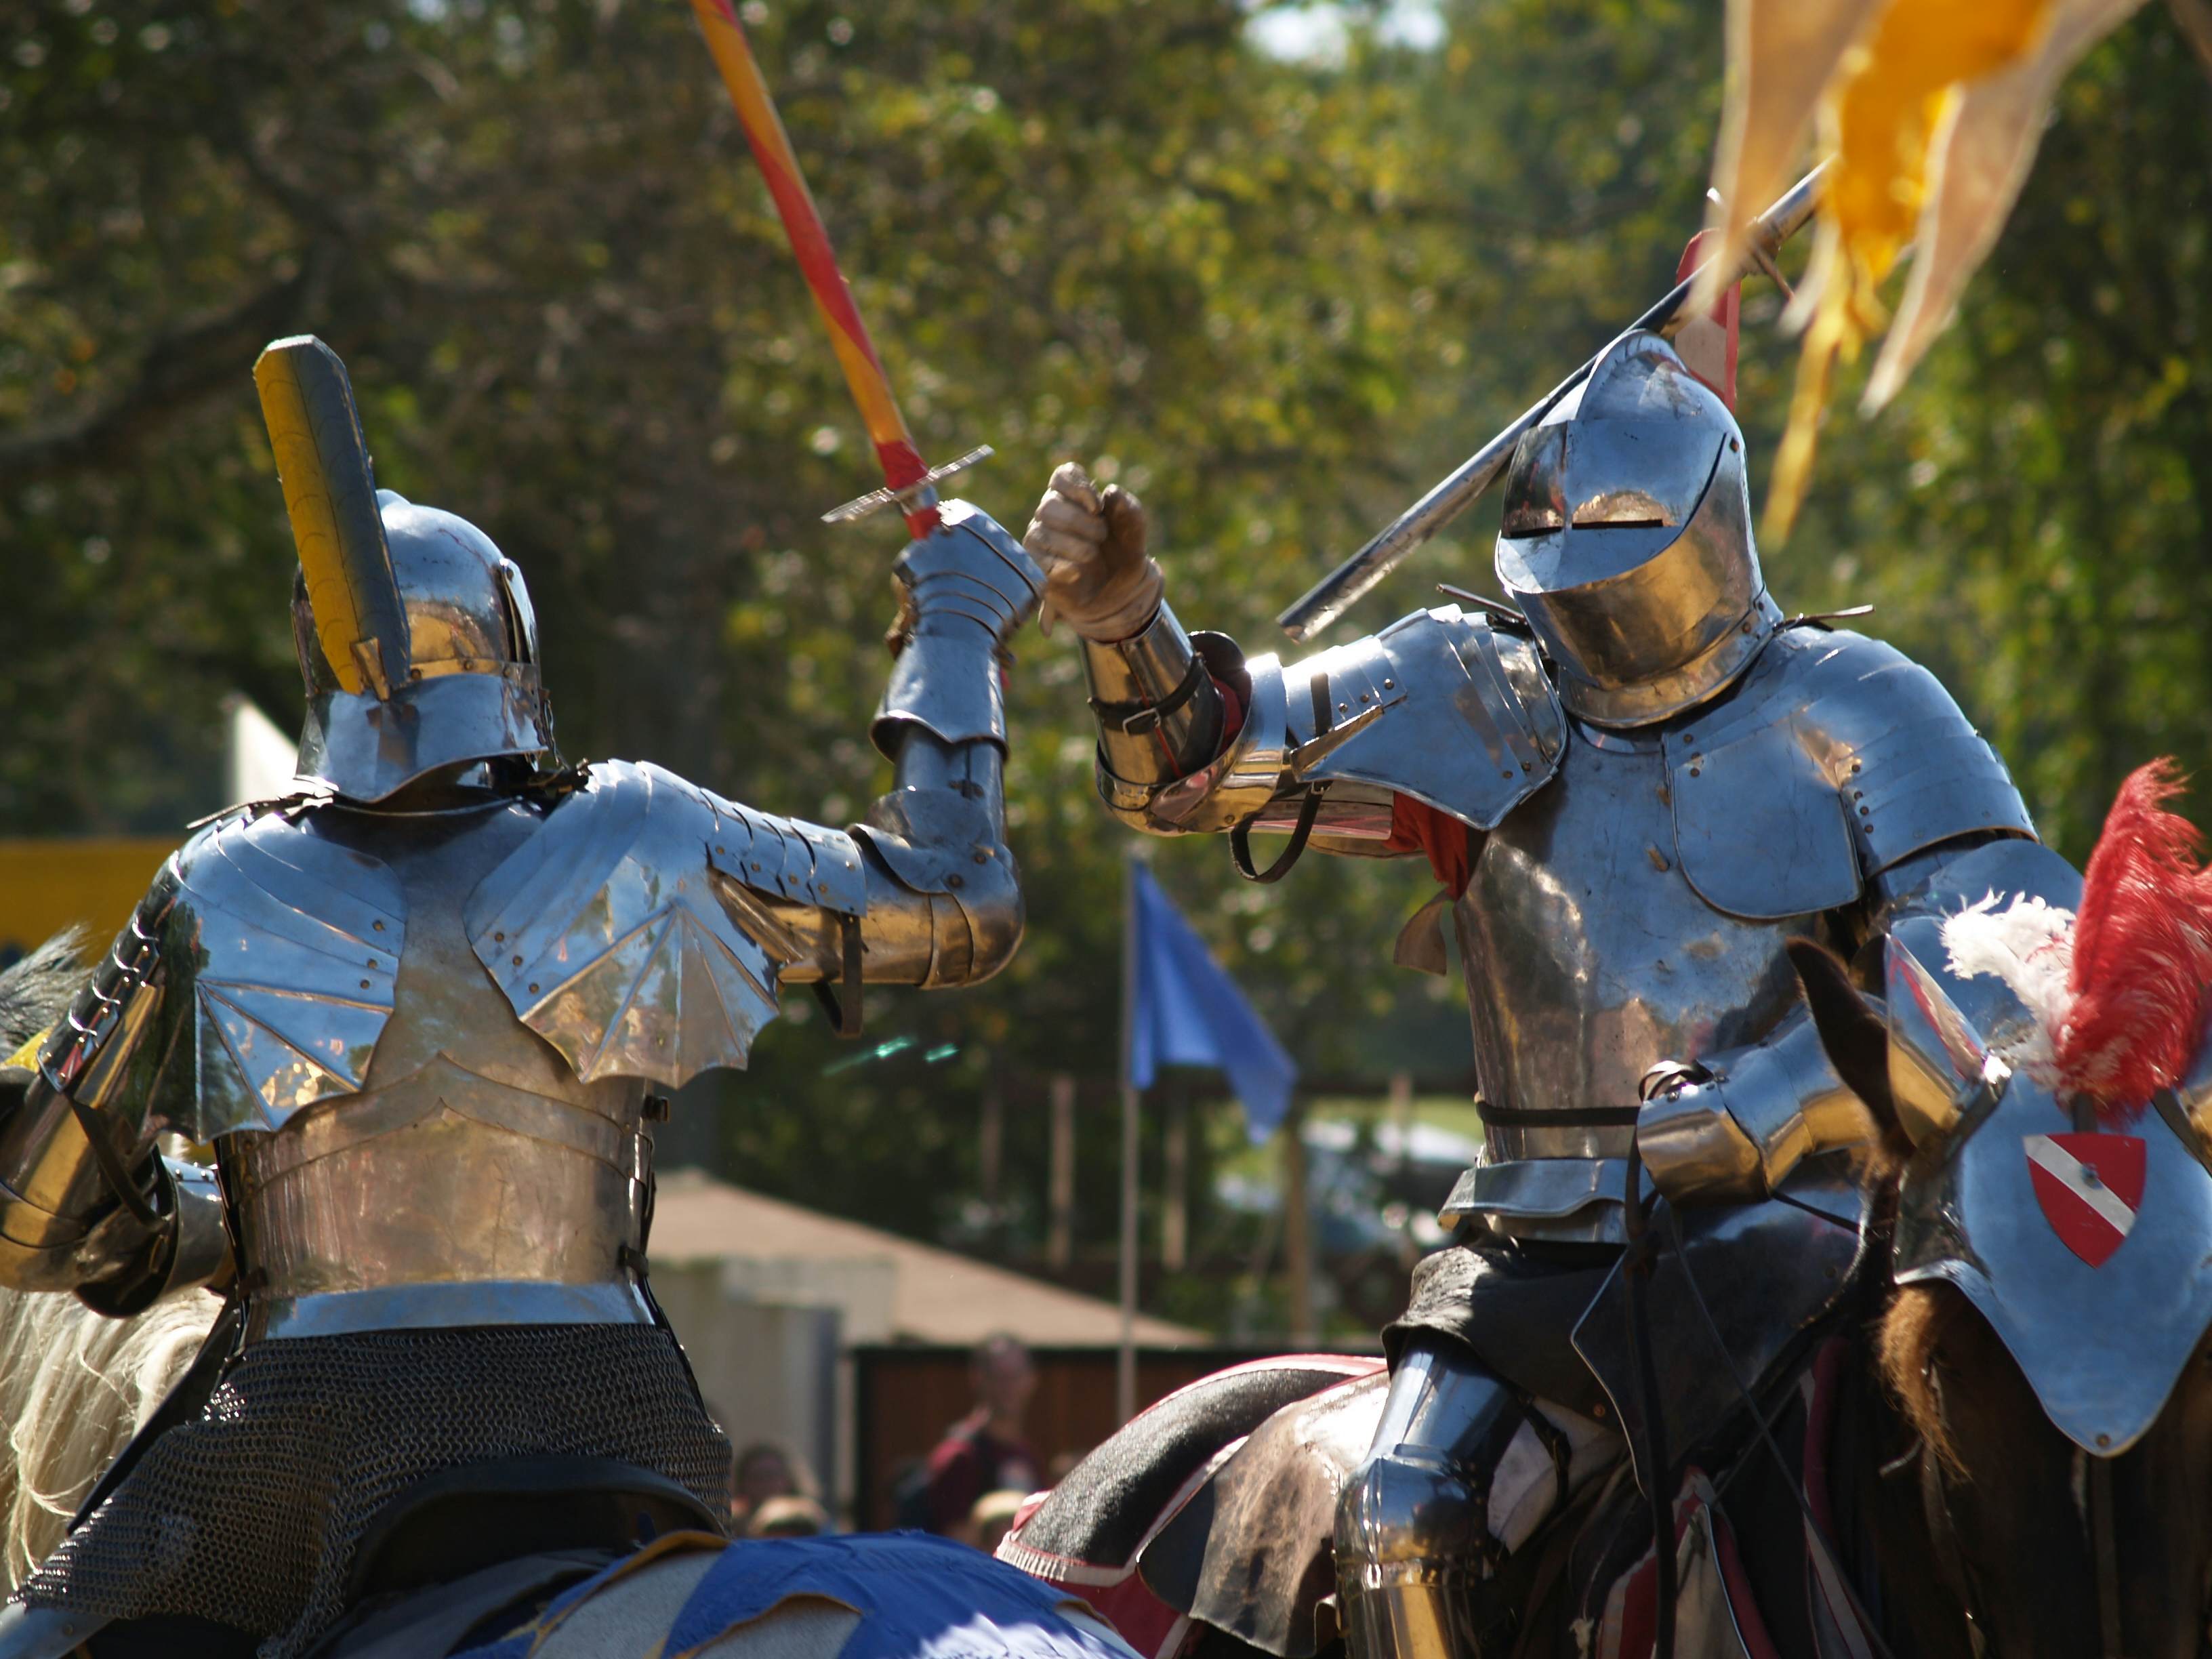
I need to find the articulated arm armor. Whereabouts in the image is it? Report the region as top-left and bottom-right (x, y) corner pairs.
(772, 499), (1044, 989)
(0, 874), (231, 1309)
(1080, 598), (1562, 848)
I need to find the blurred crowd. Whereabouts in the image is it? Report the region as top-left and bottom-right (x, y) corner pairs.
(727, 1334), (1078, 1553)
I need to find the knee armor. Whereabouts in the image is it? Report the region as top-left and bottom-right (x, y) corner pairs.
(1333, 1342), (1525, 1659)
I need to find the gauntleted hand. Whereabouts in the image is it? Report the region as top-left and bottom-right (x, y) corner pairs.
(1022, 462), (1163, 641)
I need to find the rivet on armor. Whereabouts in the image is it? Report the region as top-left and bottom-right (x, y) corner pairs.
(494, 932), (505, 943)
(948, 874), (965, 888)
(366, 959), (377, 969)
(1500, 770), (1513, 781)
(373, 920), (385, 932)
(512, 955), (523, 966)
(1689, 767), (1702, 778)
(1383, 678), (1395, 690)
(529, 983), (539, 994)
(972, 848), (989, 863)
(359, 979), (369, 989)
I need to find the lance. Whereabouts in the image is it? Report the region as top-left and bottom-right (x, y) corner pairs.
(687, 0), (987, 539)
(1275, 163), (1828, 644)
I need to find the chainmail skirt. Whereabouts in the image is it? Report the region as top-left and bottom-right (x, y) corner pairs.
(16, 1322), (731, 1658)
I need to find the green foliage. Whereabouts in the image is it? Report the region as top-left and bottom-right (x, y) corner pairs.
(3, 0), (2206, 1305)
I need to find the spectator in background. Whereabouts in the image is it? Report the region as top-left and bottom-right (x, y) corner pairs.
(748, 1494), (833, 1538)
(922, 1334), (1041, 1536)
(731, 1439), (815, 1532)
(966, 1490), (1029, 1555)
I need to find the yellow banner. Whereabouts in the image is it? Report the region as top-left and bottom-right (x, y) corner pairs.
(0, 838), (173, 960)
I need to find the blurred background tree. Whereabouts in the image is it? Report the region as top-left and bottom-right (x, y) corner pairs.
(1, 0), (2205, 1330)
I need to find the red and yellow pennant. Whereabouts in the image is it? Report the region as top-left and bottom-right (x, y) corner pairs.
(1703, 0), (2151, 539)
(688, 0), (937, 537)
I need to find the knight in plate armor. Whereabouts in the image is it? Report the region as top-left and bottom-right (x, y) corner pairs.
(1021, 329), (2083, 1658)
(0, 337), (1042, 1658)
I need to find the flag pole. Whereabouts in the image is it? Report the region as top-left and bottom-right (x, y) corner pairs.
(1117, 852), (1141, 1425)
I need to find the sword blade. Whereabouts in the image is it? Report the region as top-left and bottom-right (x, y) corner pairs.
(687, 0), (939, 537)
(1275, 163), (1828, 644)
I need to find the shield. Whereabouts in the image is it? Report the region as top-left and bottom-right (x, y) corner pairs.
(2024, 1132), (2146, 1269)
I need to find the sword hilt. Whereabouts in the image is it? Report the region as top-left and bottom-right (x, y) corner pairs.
(821, 445), (995, 527)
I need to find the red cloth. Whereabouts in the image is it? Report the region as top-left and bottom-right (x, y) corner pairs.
(923, 1412), (1040, 1536)
(1383, 792), (1475, 897)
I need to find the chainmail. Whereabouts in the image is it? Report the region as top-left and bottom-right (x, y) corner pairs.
(17, 1322), (731, 1658)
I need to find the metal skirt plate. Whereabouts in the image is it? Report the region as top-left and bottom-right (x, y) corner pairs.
(245, 1277), (654, 1343)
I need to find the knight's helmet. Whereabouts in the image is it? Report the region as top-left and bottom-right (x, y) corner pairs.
(255, 336), (557, 801)
(1493, 329), (1781, 726)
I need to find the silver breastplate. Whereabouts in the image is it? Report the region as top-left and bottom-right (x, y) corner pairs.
(224, 803), (653, 1340)
(1452, 721), (1831, 1237)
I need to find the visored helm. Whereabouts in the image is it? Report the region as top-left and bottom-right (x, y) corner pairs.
(1494, 330), (1781, 727)
(293, 491), (558, 800)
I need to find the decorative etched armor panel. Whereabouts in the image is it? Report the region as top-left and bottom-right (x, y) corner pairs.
(466, 760), (865, 1087)
(169, 810), (406, 1139)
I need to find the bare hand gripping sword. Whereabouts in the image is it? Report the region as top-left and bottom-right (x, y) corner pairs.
(1275, 164), (1827, 643)
(687, 0), (987, 540)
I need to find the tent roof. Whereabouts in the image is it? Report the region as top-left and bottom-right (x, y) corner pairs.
(650, 1168), (1206, 1348)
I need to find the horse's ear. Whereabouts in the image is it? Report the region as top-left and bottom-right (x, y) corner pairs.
(1787, 936), (1912, 1164)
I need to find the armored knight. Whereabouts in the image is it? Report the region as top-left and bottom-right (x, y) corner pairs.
(0, 337), (1042, 1658)
(1022, 330), (2081, 1657)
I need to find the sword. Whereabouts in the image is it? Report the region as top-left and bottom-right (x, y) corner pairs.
(1274, 163), (1828, 644)
(686, 0), (987, 539)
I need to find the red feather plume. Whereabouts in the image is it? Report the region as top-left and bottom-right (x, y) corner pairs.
(2055, 760), (2212, 1118)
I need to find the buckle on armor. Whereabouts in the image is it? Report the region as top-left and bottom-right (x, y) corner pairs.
(811, 912), (865, 1039)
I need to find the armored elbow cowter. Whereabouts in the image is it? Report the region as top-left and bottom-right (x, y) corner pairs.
(0, 873), (232, 1309)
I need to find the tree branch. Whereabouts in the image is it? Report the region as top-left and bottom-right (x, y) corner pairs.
(0, 260), (325, 485)
(2171, 0), (2212, 83)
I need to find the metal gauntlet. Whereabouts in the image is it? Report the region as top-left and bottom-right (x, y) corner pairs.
(872, 499), (1044, 754)
(1635, 1008), (1869, 1203)
(0, 872), (225, 1303)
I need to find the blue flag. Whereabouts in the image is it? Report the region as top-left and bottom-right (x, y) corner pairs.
(1127, 863), (1297, 1141)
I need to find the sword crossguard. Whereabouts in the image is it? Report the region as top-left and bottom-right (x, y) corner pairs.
(821, 446), (996, 527)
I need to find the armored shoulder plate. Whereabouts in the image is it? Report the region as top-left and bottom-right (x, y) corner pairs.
(466, 760), (865, 1088)
(167, 808), (407, 1139)
(1661, 626), (2034, 920)
(1273, 605), (1566, 830)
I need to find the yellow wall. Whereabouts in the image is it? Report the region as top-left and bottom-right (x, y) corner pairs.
(0, 838), (176, 959)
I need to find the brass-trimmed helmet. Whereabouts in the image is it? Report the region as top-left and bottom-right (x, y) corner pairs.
(291, 492), (557, 800)
(1493, 330), (1780, 727)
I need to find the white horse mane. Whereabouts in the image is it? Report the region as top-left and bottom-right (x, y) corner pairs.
(0, 1285), (216, 1589)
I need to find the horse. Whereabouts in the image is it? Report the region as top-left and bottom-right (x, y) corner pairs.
(0, 944), (1140, 1659)
(1001, 764), (2212, 1658)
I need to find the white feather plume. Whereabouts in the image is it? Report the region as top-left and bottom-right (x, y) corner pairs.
(1942, 892), (2076, 1074)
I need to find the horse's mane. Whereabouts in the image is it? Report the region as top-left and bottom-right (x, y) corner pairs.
(0, 1285), (216, 1589)
(0, 930), (83, 1059)
(0, 935), (220, 1587)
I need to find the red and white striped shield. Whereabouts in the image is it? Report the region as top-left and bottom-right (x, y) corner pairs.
(2024, 1133), (2146, 1269)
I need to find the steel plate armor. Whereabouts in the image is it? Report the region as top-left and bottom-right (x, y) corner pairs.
(0, 337), (1044, 1657)
(1039, 331), (2076, 1658)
